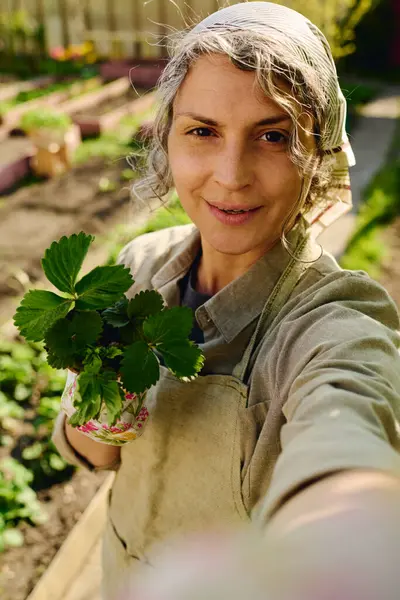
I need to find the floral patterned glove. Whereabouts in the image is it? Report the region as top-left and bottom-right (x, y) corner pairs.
(60, 369), (149, 446)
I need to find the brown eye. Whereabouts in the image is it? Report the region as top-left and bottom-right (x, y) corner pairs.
(260, 131), (287, 143)
(189, 127), (214, 137)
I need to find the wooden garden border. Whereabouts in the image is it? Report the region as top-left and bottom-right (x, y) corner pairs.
(1, 77), (102, 133)
(26, 474), (114, 600)
(59, 76), (131, 120)
(0, 148), (34, 195)
(0, 76), (54, 103)
(73, 90), (156, 137)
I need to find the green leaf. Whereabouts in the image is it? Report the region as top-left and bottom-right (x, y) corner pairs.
(14, 383), (31, 401)
(83, 352), (103, 374)
(44, 320), (75, 370)
(127, 290), (164, 321)
(71, 371), (102, 425)
(41, 232), (94, 295)
(157, 340), (205, 379)
(49, 453), (68, 471)
(71, 311), (103, 347)
(143, 307), (193, 346)
(102, 345), (123, 360)
(3, 528), (24, 548)
(120, 341), (160, 394)
(101, 374), (122, 426)
(118, 322), (141, 346)
(68, 370), (124, 426)
(68, 412), (82, 427)
(102, 297), (130, 327)
(74, 266), (134, 310)
(44, 311), (102, 369)
(22, 442), (44, 461)
(77, 372), (102, 408)
(13, 290), (74, 342)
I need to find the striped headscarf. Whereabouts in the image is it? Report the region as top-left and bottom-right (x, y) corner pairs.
(191, 2), (356, 237)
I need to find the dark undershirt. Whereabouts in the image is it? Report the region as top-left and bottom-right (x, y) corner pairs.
(178, 252), (212, 344)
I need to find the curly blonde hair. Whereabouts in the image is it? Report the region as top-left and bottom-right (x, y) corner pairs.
(132, 23), (340, 233)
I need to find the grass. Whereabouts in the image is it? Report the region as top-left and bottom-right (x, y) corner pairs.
(73, 135), (134, 165)
(72, 104), (155, 166)
(340, 124), (400, 278)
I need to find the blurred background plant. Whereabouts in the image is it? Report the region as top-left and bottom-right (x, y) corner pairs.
(0, 0), (397, 80)
(0, 338), (72, 551)
(275, 0), (380, 59)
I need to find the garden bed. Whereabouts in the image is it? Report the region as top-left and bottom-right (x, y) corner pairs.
(100, 58), (167, 87)
(0, 154), (147, 600)
(0, 77), (102, 134)
(72, 88), (154, 137)
(0, 156), (138, 301)
(0, 76), (54, 103)
(59, 77), (131, 119)
(0, 335), (109, 600)
(1, 469), (108, 600)
(73, 87), (146, 118)
(0, 137), (35, 194)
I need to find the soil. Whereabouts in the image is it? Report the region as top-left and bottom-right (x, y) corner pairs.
(0, 155), (136, 318)
(0, 155), (146, 600)
(73, 88), (146, 118)
(0, 469), (108, 600)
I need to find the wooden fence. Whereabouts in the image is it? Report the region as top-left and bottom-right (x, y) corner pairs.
(0, 0), (226, 59)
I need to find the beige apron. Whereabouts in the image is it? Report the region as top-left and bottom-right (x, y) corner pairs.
(102, 233), (312, 599)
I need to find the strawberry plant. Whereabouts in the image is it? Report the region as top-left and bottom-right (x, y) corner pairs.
(0, 457), (47, 552)
(13, 232), (204, 429)
(0, 338), (70, 468)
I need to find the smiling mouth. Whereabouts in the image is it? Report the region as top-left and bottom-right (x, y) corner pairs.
(208, 203), (261, 214)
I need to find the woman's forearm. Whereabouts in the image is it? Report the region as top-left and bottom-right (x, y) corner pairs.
(263, 470), (400, 598)
(64, 420), (121, 469)
(267, 470), (400, 532)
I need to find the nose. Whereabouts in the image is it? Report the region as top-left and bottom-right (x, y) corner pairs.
(213, 139), (253, 191)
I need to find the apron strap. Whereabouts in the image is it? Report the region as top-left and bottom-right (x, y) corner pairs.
(232, 232), (317, 383)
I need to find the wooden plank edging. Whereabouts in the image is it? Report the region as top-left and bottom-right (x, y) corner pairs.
(26, 473), (114, 600)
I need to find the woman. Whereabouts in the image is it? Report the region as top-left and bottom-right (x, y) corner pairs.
(52, 3), (400, 598)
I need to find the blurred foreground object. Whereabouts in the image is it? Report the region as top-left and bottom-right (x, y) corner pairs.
(117, 473), (400, 600)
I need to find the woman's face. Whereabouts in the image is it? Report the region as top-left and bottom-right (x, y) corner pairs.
(167, 53), (305, 260)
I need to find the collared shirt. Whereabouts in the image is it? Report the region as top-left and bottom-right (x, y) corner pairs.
(179, 250), (211, 344)
(52, 221), (400, 519)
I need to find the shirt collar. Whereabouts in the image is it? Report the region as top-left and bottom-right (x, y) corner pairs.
(151, 219), (317, 344)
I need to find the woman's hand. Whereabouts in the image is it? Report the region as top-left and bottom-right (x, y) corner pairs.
(68, 366), (79, 375)
(64, 419), (121, 469)
(119, 471), (400, 600)
(262, 470), (400, 599)
(60, 368), (149, 447)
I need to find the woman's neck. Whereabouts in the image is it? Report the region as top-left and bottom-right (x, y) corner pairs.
(194, 238), (272, 295)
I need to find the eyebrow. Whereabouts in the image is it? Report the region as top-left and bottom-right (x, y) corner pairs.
(174, 112), (291, 127)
